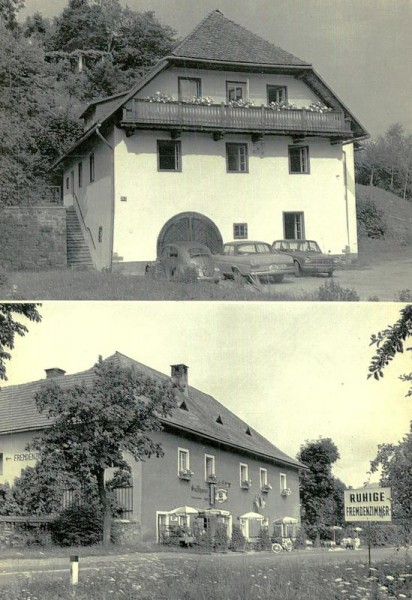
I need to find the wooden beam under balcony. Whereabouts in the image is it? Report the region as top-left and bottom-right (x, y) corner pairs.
(120, 99), (353, 140)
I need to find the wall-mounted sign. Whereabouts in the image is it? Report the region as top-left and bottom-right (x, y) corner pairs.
(344, 487), (392, 522)
(13, 452), (40, 462)
(215, 488), (228, 503)
(210, 483), (229, 505)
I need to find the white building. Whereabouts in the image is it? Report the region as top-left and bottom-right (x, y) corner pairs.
(55, 10), (368, 271)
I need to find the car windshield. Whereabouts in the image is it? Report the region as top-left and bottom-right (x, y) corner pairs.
(188, 248), (209, 258)
(237, 243), (272, 254)
(299, 241), (321, 252)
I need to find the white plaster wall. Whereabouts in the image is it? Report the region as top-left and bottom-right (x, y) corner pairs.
(63, 131), (114, 270)
(113, 128), (357, 262)
(0, 431), (38, 485)
(138, 66), (322, 107)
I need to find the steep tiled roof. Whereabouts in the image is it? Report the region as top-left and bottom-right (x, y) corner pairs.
(171, 10), (309, 66)
(0, 352), (303, 469)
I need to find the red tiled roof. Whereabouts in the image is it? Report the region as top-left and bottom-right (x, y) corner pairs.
(171, 10), (309, 66)
(0, 352), (303, 469)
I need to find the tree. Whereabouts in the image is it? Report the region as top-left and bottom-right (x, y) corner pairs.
(30, 357), (178, 545)
(370, 423), (412, 544)
(0, 0), (24, 30)
(0, 303), (41, 381)
(297, 438), (345, 542)
(368, 304), (412, 397)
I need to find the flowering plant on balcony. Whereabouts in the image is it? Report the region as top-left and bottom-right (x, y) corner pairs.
(261, 483), (272, 493)
(228, 99), (255, 108)
(206, 473), (218, 483)
(281, 487), (292, 496)
(179, 468), (194, 480)
(183, 96), (214, 106)
(241, 479), (252, 489)
(303, 101), (332, 113)
(269, 101), (299, 111)
(148, 91), (176, 103)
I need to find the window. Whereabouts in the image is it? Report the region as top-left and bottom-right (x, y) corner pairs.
(223, 245), (235, 256)
(66, 177), (69, 190)
(0, 453), (3, 475)
(283, 212), (305, 240)
(89, 154), (95, 182)
(289, 146), (310, 174)
(240, 463), (249, 486)
(178, 77), (201, 101)
(280, 473), (287, 491)
(205, 454), (215, 480)
(233, 223), (248, 239)
(178, 448), (190, 473)
(226, 81), (247, 102)
(260, 468), (268, 488)
(98, 226), (103, 243)
(267, 85), (287, 104)
(226, 143), (248, 173)
(158, 141), (181, 171)
(78, 162), (83, 188)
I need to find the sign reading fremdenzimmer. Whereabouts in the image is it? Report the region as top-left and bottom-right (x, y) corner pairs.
(344, 487), (392, 522)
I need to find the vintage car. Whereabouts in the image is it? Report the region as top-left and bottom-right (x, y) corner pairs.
(214, 241), (294, 283)
(147, 241), (221, 283)
(272, 240), (336, 277)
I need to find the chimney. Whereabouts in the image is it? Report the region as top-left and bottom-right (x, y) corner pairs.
(45, 368), (66, 379)
(171, 364), (189, 397)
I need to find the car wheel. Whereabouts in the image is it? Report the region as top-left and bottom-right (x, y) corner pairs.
(294, 261), (302, 277)
(273, 275), (284, 283)
(271, 543), (282, 554)
(327, 270), (333, 278)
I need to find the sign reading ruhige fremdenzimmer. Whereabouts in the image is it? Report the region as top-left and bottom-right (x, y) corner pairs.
(344, 487), (392, 522)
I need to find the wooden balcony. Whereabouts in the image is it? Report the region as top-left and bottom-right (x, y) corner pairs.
(121, 99), (352, 138)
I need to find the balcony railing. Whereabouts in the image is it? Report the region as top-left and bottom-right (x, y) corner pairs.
(121, 99), (352, 136)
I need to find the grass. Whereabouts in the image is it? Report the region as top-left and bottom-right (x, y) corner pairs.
(0, 555), (411, 599)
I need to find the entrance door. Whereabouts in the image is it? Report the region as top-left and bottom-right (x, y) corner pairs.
(283, 212), (305, 240)
(157, 212), (223, 255)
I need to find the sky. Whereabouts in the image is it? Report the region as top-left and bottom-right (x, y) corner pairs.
(3, 301), (411, 489)
(19, 0), (412, 137)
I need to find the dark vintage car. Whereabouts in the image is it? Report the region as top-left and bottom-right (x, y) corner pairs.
(272, 240), (335, 277)
(214, 241), (294, 283)
(147, 242), (221, 282)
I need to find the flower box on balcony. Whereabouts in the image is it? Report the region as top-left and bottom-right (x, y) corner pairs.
(241, 480), (252, 490)
(281, 488), (292, 496)
(207, 474), (218, 483)
(261, 484), (272, 493)
(178, 469), (194, 481)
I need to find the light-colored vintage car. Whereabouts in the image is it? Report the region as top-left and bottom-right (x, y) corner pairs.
(272, 239), (336, 277)
(147, 242), (221, 283)
(215, 241), (294, 283)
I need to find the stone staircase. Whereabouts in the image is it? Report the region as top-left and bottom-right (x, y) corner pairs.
(66, 206), (94, 269)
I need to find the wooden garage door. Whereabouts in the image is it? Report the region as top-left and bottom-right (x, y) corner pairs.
(157, 212), (223, 255)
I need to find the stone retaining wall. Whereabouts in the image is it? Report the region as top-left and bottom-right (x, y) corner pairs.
(112, 519), (142, 545)
(0, 206), (67, 270)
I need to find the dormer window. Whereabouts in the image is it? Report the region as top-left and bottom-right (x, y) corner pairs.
(267, 85), (287, 104)
(227, 81), (247, 102)
(178, 77), (201, 101)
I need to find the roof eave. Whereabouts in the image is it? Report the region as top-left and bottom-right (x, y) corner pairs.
(168, 55), (312, 71)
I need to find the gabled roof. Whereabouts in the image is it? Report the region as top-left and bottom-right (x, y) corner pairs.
(0, 352), (304, 470)
(171, 10), (309, 66)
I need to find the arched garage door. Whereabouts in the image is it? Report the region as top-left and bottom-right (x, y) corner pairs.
(157, 212), (223, 255)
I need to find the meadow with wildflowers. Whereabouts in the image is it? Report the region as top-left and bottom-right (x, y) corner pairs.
(0, 553), (410, 600)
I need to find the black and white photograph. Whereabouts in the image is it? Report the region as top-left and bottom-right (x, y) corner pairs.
(0, 0), (411, 598)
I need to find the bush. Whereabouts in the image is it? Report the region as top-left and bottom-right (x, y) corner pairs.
(255, 526), (271, 551)
(193, 527), (213, 550)
(356, 198), (386, 239)
(230, 525), (246, 551)
(316, 280), (360, 301)
(51, 504), (103, 546)
(395, 289), (412, 302)
(214, 523), (229, 552)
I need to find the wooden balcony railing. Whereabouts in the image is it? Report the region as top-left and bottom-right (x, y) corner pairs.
(121, 99), (352, 136)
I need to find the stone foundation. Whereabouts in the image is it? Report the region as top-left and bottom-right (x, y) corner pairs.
(111, 519), (142, 545)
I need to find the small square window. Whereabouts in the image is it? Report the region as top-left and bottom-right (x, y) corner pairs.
(267, 85), (288, 104)
(66, 177), (69, 190)
(89, 154), (95, 182)
(78, 162), (83, 188)
(158, 141), (181, 171)
(226, 143), (248, 173)
(233, 223), (248, 239)
(289, 146), (310, 174)
(98, 226), (103, 243)
(227, 81), (247, 102)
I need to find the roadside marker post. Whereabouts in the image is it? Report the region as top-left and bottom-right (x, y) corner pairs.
(70, 555), (79, 585)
